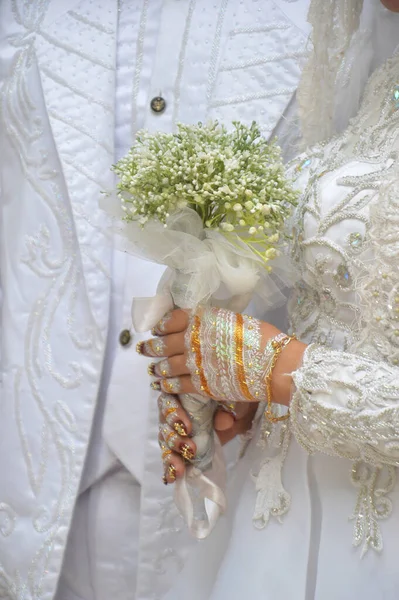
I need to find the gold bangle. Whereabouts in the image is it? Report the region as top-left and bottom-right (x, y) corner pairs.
(264, 334), (296, 423)
(191, 313), (211, 396)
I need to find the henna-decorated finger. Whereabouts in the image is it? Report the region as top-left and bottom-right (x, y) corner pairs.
(137, 332), (185, 358)
(148, 355), (190, 379)
(158, 435), (186, 484)
(151, 309), (189, 336)
(157, 393), (192, 436)
(159, 423), (196, 461)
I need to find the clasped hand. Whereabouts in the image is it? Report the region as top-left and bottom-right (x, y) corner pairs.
(137, 307), (305, 483)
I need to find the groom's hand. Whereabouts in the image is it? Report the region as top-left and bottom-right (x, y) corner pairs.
(214, 402), (258, 445)
(157, 393), (257, 484)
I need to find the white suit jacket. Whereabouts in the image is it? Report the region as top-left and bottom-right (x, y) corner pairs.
(0, 1), (310, 598)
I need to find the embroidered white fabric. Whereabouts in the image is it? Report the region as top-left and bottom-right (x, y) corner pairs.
(292, 344), (399, 466)
(297, 0), (399, 146)
(164, 40), (399, 600)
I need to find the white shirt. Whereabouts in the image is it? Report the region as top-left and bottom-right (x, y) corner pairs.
(57, 1), (311, 598)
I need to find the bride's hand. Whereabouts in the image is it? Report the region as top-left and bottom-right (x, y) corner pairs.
(157, 393), (258, 484)
(137, 308), (305, 406)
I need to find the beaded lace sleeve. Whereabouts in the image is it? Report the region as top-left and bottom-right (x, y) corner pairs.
(291, 169), (399, 467)
(291, 345), (399, 466)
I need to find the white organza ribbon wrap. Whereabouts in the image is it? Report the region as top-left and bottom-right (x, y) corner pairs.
(101, 196), (294, 538)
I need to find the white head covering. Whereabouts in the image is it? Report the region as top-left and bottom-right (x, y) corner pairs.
(297, 0), (399, 147)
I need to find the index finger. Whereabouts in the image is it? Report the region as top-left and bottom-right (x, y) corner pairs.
(152, 309), (189, 336)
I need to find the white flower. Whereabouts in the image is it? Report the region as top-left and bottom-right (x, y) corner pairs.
(111, 120), (298, 269)
(221, 222), (235, 232)
(268, 233), (279, 243)
(265, 247), (277, 259)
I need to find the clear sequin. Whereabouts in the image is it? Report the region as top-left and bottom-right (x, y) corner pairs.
(335, 264), (352, 288)
(348, 232), (363, 251)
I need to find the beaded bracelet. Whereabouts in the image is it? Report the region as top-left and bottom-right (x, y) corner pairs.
(264, 333), (296, 423)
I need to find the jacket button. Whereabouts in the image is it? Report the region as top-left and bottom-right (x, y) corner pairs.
(119, 329), (132, 347)
(150, 96), (166, 114)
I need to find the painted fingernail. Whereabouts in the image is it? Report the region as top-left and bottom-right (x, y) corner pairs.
(162, 474), (168, 485)
(173, 421), (188, 437)
(167, 464), (176, 482)
(139, 339), (166, 357)
(147, 362), (157, 376)
(150, 381), (162, 391)
(180, 444), (195, 461)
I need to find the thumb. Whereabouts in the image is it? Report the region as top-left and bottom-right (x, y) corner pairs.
(214, 403), (258, 445)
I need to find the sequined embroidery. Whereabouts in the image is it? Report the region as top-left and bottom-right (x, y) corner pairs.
(288, 56), (399, 555)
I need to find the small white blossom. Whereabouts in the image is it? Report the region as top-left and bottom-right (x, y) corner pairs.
(265, 247), (277, 259)
(268, 233), (279, 243)
(221, 222), (235, 232)
(111, 120), (299, 271)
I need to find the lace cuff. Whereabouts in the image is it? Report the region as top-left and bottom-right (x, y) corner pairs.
(291, 344), (399, 466)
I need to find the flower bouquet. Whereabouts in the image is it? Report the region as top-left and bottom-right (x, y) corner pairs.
(104, 121), (298, 537)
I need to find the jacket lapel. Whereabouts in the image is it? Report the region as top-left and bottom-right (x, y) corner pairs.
(35, 0), (117, 331)
(0, 1), (118, 598)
